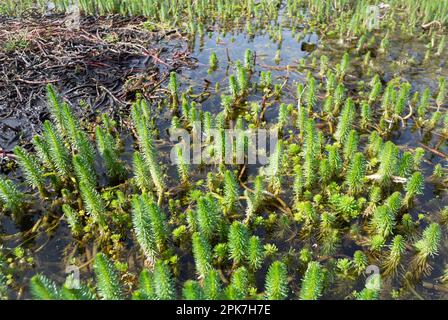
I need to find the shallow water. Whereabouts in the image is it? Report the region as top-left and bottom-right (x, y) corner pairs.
(1, 8), (448, 300)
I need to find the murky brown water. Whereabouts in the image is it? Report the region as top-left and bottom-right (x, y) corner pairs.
(1, 7), (448, 300)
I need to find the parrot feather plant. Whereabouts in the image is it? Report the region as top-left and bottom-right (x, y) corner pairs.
(3, 0), (448, 302)
(264, 261), (289, 300)
(410, 223), (442, 277)
(93, 253), (124, 300)
(299, 261), (323, 300)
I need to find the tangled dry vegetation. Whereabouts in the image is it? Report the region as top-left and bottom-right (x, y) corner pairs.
(0, 0), (448, 301)
(0, 14), (193, 147)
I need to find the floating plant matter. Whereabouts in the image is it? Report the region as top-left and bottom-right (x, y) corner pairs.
(0, 0), (447, 301)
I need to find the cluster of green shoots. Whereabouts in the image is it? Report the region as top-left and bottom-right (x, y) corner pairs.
(1, 34), (446, 299)
(1, 0), (447, 301)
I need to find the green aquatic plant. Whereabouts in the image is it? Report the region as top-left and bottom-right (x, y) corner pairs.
(132, 102), (165, 199)
(427, 111), (442, 130)
(43, 120), (72, 178)
(247, 235), (264, 271)
(266, 140), (284, 193)
(175, 145), (189, 184)
(244, 49), (253, 71)
(370, 205), (395, 238)
(209, 51), (218, 72)
(73, 129), (96, 170)
(325, 71), (336, 96)
(62, 204), (82, 236)
(33, 135), (53, 170)
(360, 102), (372, 129)
(213, 242), (228, 265)
(168, 71), (179, 107)
(337, 52), (349, 81)
(353, 250), (368, 275)
(4, 0), (448, 302)
(318, 158), (331, 184)
(196, 194), (220, 240)
(336, 258), (352, 279)
(304, 74), (317, 111)
(296, 86), (307, 133)
(264, 261), (288, 300)
(432, 164), (444, 179)
(274, 50), (281, 64)
(369, 234), (386, 252)
(221, 94), (233, 118)
(229, 75), (239, 99)
(343, 129), (359, 161)
(335, 98), (355, 143)
(413, 147), (425, 170)
(0, 263), (7, 300)
(376, 141), (399, 185)
(73, 155), (97, 190)
(192, 232), (213, 278)
(403, 172), (424, 206)
(299, 262), (323, 300)
(368, 77), (382, 104)
(411, 223), (442, 276)
(96, 125), (126, 181)
(153, 260), (175, 300)
(323, 96), (333, 117)
(228, 221), (249, 265)
(345, 152), (366, 195)
(329, 193), (361, 221)
(320, 228), (340, 256)
(0, 177), (23, 214)
(60, 275), (96, 300)
(46, 84), (65, 136)
(303, 120), (318, 188)
(13, 146), (45, 197)
(436, 77), (445, 109)
(60, 102), (80, 146)
(293, 165), (305, 202)
(417, 87), (431, 120)
(367, 131), (383, 157)
(79, 180), (106, 229)
(182, 280), (204, 300)
(260, 71), (272, 90)
(326, 144), (342, 178)
(397, 152), (414, 178)
(203, 269), (222, 300)
(368, 186), (382, 209)
(356, 275), (380, 300)
(381, 81), (395, 116)
(133, 152), (153, 193)
(236, 61), (249, 95)
(145, 196), (169, 250)
(333, 83), (346, 114)
(93, 253), (124, 300)
(384, 192), (403, 216)
(394, 82), (410, 116)
(244, 175), (265, 222)
(226, 266), (249, 300)
(29, 274), (61, 300)
(223, 170), (239, 212)
(319, 55), (329, 77)
(295, 201), (318, 227)
(134, 269), (156, 300)
(382, 235), (406, 276)
(277, 103), (289, 131)
(132, 196), (158, 260)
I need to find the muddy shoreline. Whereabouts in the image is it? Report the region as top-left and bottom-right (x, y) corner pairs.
(0, 14), (194, 151)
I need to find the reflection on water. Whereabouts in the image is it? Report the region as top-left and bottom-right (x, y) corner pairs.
(1, 8), (447, 300)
